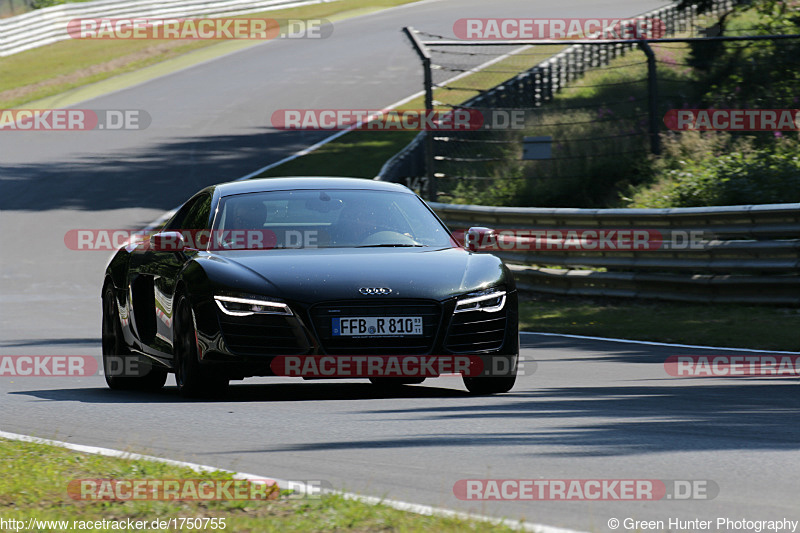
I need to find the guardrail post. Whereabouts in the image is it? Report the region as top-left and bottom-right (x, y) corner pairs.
(403, 26), (436, 200)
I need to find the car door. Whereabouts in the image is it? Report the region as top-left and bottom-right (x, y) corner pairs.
(127, 193), (212, 358)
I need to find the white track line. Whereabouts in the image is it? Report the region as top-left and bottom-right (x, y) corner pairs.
(521, 331), (800, 354)
(0, 430), (582, 533)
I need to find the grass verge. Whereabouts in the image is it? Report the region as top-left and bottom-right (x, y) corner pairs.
(0, 0), (422, 109)
(519, 296), (800, 352)
(0, 437), (519, 532)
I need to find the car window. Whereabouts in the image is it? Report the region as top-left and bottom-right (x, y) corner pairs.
(214, 189), (453, 249)
(165, 194), (209, 231)
(182, 194), (212, 231)
(164, 198), (196, 231)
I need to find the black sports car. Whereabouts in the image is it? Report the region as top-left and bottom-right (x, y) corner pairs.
(102, 177), (518, 396)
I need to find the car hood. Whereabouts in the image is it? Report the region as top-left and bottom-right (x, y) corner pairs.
(201, 247), (508, 303)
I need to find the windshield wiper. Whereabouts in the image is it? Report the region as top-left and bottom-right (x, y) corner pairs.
(355, 243), (425, 248)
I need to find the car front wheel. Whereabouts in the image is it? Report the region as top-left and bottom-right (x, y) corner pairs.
(462, 354), (517, 395)
(174, 295), (228, 398)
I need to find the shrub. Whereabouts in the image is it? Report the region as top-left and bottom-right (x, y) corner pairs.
(626, 132), (800, 207)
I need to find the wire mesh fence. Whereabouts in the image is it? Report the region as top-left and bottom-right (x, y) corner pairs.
(429, 40), (658, 207)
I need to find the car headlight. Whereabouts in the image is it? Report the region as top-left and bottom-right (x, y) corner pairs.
(214, 295), (293, 316)
(454, 288), (506, 313)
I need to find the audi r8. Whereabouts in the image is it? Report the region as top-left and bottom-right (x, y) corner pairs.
(101, 177), (518, 396)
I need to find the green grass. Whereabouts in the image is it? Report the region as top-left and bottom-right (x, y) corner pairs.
(0, 438), (520, 532)
(519, 297), (800, 351)
(0, 0), (422, 109)
(261, 130), (419, 178)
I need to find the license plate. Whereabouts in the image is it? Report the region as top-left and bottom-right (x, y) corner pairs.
(332, 316), (423, 336)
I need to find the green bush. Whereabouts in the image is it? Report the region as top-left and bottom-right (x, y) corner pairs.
(686, 1), (800, 109)
(444, 162), (527, 206)
(626, 132), (800, 207)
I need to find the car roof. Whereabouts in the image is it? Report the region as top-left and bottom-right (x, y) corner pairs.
(214, 177), (413, 197)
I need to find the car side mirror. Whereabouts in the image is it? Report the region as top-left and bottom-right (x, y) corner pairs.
(464, 227), (496, 252)
(150, 231), (186, 252)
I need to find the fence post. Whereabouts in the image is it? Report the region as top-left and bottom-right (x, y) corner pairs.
(638, 40), (661, 155)
(403, 27), (436, 200)
(543, 63), (553, 102)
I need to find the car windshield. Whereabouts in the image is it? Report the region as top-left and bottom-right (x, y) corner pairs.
(212, 189), (454, 249)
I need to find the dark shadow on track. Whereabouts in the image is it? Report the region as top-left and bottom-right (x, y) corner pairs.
(197, 381), (800, 456)
(351, 382), (800, 455)
(0, 128), (331, 212)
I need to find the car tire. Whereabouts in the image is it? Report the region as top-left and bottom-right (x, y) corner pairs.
(462, 375), (516, 395)
(174, 295), (228, 398)
(102, 285), (167, 391)
(462, 354), (518, 395)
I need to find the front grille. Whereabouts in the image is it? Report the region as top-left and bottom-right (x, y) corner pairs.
(445, 310), (507, 353)
(310, 300), (441, 355)
(219, 314), (307, 356)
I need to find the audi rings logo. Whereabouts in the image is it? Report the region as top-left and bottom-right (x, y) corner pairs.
(359, 287), (392, 295)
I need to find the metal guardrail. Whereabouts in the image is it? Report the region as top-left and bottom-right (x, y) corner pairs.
(0, 0), (337, 57)
(430, 202), (800, 305)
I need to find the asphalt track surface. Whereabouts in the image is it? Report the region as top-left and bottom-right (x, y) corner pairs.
(2, 0), (799, 530)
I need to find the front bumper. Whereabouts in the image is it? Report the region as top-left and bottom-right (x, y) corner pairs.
(193, 291), (519, 380)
